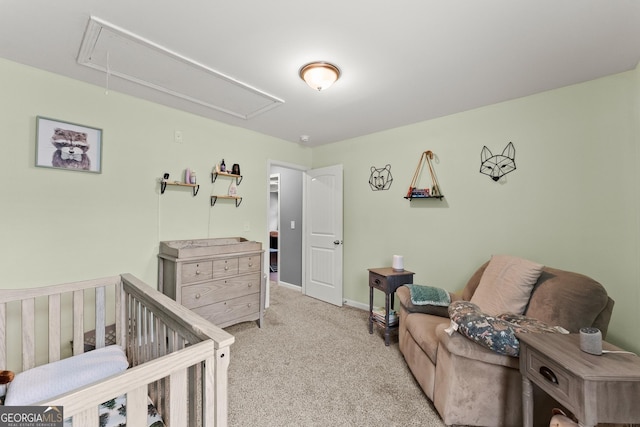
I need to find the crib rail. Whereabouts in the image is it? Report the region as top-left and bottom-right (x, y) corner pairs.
(0, 273), (234, 427)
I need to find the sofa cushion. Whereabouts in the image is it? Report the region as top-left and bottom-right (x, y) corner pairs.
(435, 323), (519, 369)
(470, 255), (544, 316)
(448, 301), (566, 356)
(525, 267), (611, 333)
(404, 312), (450, 363)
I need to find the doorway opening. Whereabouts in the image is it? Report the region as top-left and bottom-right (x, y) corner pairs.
(266, 162), (304, 293)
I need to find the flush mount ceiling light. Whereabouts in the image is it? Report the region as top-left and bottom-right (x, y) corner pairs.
(299, 62), (341, 91)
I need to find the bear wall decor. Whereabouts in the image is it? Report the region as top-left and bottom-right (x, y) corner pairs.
(369, 164), (393, 191)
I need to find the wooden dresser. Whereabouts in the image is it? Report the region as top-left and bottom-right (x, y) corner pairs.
(158, 237), (265, 328)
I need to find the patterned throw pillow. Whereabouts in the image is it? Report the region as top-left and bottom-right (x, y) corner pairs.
(448, 301), (566, 357)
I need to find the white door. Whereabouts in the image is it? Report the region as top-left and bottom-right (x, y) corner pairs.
(304, 165), (343, 306)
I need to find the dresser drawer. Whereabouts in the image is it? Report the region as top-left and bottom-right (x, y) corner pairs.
(192, 293), (260, 326)
(525, 348), (575, 408)
(212, 258), (239, 278)
(181, 273), (260, 309)
(238, 255), (261, 274)
(181, 261), (213, 284)
(369, 273), (388, 291)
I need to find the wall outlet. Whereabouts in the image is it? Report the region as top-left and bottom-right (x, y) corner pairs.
(174, 130), (183, 143)
(290, 220), (295, 229)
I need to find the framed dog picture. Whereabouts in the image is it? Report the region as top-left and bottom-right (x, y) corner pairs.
(35, 116), (103, 173)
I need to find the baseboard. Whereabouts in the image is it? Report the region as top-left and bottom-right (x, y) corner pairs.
(273, 287), (368, 312)
(277, 281), (302, 292)
(344, 298), (368, 311)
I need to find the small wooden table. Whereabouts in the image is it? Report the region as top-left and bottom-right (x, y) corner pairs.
(368, 267), (414, 346)
(518, 333), (640, 427)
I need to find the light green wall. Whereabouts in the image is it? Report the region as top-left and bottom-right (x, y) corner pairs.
(314, 67), (640, 353)
(2, 57), (639, 354)
(0, 58), (311, 288)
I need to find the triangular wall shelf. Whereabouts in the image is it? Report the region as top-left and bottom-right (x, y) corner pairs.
(404, 150), (444, 201)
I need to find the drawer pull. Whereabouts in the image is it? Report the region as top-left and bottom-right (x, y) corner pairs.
(224, 266), (229, 271)
(374, 279), (381, 285)
(247, 303), (252, 307)
(195, 293), (201, 299)
(249, 263), (253, 267)
(248, 283), (253, 287)
(196, 270), (201, 275)
(539, 366), (558, 384)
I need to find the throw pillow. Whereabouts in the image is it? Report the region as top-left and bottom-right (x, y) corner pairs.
(470, 255), (544, 316)
(5, 345), (128, 406)
(448, 301), (568, 356)
(449, 301), (520, 356)
(406, 284), (451, 306)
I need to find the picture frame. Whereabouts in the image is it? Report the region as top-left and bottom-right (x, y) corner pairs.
(35, 116), (103, 173)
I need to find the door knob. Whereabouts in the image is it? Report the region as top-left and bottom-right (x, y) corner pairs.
(333, 240), (343, 245)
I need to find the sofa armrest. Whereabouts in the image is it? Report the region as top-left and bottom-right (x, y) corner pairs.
(397, 285), (449, 317)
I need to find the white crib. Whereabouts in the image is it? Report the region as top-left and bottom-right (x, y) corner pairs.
(0, 273), (234, 426)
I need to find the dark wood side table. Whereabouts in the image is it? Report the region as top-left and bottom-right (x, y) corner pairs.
(518, 333), (640, 427)
(368, 267), (414, 346)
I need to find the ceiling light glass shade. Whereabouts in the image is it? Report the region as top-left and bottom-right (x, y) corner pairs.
(299, 62), (340, 91)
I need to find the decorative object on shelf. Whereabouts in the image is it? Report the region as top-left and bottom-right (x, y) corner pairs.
(35, 116), (103, 173)
(213, 162), (243, 184)
(220, 159), (226, 172)
(185, 168), (191, 184)
(190, 170), (197, 184)
(232, 163), (240, 175)
(369, 164), (393, 191)
(480, 142), (516, 182)
(405, 150), (443, 200)
(228, 179), (238, 196)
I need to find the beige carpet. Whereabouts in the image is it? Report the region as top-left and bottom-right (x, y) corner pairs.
(224, 283), (446, 427)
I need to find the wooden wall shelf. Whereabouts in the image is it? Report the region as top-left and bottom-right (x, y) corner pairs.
(404, 195), (444, 201)
(212, 172), (243, 185)
(211, 195), (243, 207)
(160, 181), (199, 196)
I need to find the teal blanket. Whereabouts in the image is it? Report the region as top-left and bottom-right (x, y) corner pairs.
(407, 284), (451, 306)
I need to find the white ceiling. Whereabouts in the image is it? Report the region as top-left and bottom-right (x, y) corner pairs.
(1, 0), (639, 146)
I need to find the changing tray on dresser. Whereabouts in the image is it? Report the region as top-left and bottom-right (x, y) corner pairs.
(158, 237), (265, 328)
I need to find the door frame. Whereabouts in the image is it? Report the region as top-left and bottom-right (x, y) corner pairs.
(265, 159), (307, 307)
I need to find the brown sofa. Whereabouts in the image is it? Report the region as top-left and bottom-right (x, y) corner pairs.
(397, 260), (614, 427)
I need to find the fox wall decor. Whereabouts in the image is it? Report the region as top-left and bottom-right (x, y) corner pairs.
(479, 142), (516, 182)
(369, 164), (393, 190)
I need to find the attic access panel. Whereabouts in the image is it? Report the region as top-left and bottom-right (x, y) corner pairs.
(77, 17), (284, 120)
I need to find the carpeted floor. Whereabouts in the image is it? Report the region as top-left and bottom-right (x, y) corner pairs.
(224, 283), (446, 427)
